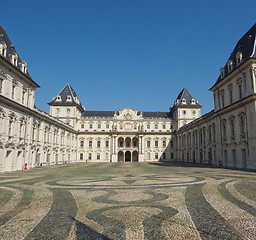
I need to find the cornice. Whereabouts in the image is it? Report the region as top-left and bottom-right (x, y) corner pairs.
(176, 93), (256, 134)
(0, 95), (76, 133)
(0, 56), (40, 88)
(209, 59), (255, 91)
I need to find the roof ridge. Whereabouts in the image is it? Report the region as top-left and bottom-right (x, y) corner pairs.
(67, 83), (76, 100)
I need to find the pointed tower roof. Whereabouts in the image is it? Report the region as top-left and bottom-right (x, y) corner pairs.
(172, 88), (201, 108)
(48, 83), (84, 111)
(210, 23), (256, 90)
(0, 26), (39, 88)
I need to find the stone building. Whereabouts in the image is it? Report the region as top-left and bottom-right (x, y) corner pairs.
(48, 84), (201, 163)
(0, 23), (256, 171)
(176, 23), (256, 169)
(0, 26), (77, 172)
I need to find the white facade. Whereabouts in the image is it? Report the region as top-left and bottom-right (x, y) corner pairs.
(176, 41), (256, 169)
(0, 24), (256, 171)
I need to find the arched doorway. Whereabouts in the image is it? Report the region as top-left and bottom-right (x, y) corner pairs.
(118, 151), (124, 162)
(132, 151), (138, 162)
(125, 151), (131, 162)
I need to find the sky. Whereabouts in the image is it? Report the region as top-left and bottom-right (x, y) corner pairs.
(1, 0), (256, 115)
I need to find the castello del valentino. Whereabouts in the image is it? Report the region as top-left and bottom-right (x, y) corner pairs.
(0, 24), (256, 172)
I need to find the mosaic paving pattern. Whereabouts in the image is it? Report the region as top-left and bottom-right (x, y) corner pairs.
(0, 162), (255, 240)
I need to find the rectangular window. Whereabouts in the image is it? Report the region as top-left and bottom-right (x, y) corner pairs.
(80, 153), (83, 160)
(222, 95), (225, 108)
(163, 153), (166, 159)
(239, 85), (243, 99)
(22, 91), (25, 104)
(183, 110), (186, 115)
(133, 141), (137, 147)
(12, 85), (15, 99)
(171, 152), (174, 158)
(162, 125), (166, 129)
(147, 125), (150, 129)
(163, 141), (166, 147)
(147, 141), (150, 147)
(155, 153), (158, 159)
(106, 141), (109, 147)
(97, 153), (100, 160)
(120, 141), (123, 147)
(97, 140), (100, 147)
(155, 125), (158, 129)
(81, 124), (84, 129)
(89, 124), (93, 129)
(229, 90), (233, 104)
(106, 124), (109, 129)
(88, 153), (92, 160)
(80, 141), (84, 147)
(192, 110), (196, 115)
(89, 140), (92, 147)
(0, 80), (2, 94)
(98, 124), (101, 129)
(155, 141), (158, 147)
(171, 125), (173, 129)
(170, 141), (173, 147)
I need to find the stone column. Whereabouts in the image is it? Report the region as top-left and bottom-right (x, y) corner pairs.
(112, 135), (117, 162)
(139, 134), (144, 162)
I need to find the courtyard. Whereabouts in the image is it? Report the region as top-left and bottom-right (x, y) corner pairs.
(0, 162), (255, 240)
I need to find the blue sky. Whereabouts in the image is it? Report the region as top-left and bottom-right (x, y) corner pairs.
(1, 0), (256, 114)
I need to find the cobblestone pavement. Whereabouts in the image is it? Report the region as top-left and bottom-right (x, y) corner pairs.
(0, 162), (255, 240)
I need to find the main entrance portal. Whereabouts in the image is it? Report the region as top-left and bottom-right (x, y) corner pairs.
(125, 151), (131, 162)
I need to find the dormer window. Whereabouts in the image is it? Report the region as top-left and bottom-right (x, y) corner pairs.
(182, 98), (186, 104)
(56, 95), (61, 101)
(227, 60), (233, 72)
(20, 61), (27, 73)
(66, 95), (72, 101)
(11, 53), (18, 66)
(0, 42), (7, 57)
(191, 99), (195, 104)
(220, 68), (225, 78)
(236, 52), (242, 65)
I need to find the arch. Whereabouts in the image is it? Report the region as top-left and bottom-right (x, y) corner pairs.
(118, 151), (124, 162)
(132, 137), (138, 148)
(125, 151), (131, 162)
(125, 137), (131, 148)
(132, 151), (138, 162)
(118, 137), (124, 148)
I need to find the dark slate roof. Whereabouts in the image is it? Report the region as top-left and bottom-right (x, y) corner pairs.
(172, 88), (201, 108)
(48, 83), (83, 110)
(142, 111), (170, 118)
(81, 110), (171, 119)
(82, 110), (115, 117)
(0, 26), (39, 87)
(210, 23), (256, 90)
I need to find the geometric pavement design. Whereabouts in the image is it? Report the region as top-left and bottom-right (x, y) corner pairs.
(0, 162), (255, 239)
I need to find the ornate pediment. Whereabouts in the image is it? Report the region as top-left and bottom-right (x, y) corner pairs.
(115, 107), (143, 120)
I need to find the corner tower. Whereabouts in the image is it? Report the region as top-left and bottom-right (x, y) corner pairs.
(48, 83), (84, 128)
(171, 88), (201, 129)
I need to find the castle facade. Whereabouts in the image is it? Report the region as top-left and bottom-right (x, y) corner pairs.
(0, 24), (255, 171)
